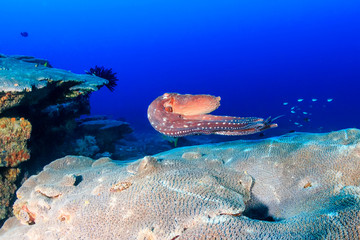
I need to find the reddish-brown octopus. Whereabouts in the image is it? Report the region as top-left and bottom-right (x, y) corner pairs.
(147, 93), (278, 137)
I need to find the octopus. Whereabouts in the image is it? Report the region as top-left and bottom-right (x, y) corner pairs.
(147, 93), (278, 137)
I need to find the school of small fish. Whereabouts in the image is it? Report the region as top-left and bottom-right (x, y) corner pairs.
(282, 98), (333, 130)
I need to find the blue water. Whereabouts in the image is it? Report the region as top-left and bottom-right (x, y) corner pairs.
(1, 0), (359, 135)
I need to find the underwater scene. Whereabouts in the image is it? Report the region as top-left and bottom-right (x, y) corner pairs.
(0, 0), (359, 239)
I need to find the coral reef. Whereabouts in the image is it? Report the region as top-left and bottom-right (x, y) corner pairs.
(74, 136), (100, 157)
(0, 54), (107, 114)
(0, 116), (30, 225)
(0, 117), (31, 167)
(76, 115), (132, 155)
(114, 132), (176, 160)
(0, 129), (359, 239)
(0, 54), (109, 225)
(0, 168), (20, 224)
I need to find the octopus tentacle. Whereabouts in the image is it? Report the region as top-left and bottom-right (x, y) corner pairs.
(182, 114), (264, 123)
(147, 93), (278, 137)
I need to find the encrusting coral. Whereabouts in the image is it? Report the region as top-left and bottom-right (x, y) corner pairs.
(0, 117), (31, 223)
(0, 129), (359, 239)
(0, 117), (31, 167)
(0, 168), (20, 224)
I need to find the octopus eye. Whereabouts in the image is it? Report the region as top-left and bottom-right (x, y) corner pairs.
(165, 106), (173, 112)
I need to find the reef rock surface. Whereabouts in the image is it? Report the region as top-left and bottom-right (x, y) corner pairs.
(0, 117), (31, 167)
(0, 54), (107, 114)
(0, 129), (359, 239)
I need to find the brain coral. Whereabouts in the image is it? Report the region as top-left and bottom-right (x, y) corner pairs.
(0, 129), (359, 239)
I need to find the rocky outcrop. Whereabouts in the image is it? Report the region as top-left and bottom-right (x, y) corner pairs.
(0, 54), (108, 224)
(0, 54), (107, 114)
(1, 129), (359, 239)
(75, 115), (132, 156)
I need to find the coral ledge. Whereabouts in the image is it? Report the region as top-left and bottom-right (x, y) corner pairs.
(0, 53), (109, 224)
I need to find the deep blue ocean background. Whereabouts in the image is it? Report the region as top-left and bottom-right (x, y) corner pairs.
(1, 0), (359, 137)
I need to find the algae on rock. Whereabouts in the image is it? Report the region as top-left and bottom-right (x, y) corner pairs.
(0, 117), (31, 167)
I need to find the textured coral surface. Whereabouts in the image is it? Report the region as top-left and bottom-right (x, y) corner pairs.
(0, 117), (31, 167)
(0, 129), (360, 239)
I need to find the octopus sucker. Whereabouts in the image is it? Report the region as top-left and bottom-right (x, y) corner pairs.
(147, 93), (278, 137)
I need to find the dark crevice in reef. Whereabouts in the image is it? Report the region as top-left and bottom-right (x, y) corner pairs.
(243, 195), (281, 222)
(74, 175), (83, 186)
